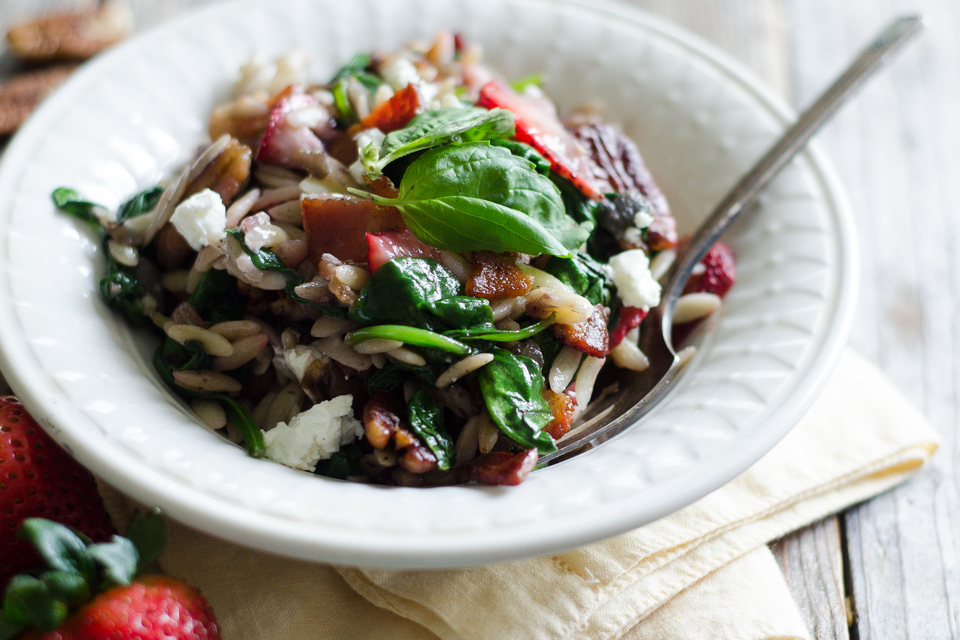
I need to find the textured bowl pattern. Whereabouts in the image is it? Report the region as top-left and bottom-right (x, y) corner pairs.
(0, 0), (856, 566)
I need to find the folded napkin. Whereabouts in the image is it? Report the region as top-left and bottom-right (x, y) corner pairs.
(102, 349), (939, 640)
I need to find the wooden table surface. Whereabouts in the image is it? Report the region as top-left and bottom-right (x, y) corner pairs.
(2, 1), (956, 638)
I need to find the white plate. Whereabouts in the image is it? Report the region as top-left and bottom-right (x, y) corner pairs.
(0, 0), (856, 567)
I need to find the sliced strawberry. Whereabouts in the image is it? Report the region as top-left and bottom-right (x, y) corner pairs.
(609, 305), (648, 348)
(682, 241), (736, 298)
(477, 79), (610, 200)
(360, 83), (424, 133)
(550, 304), (610, 358)
(302, 194), (404, 265)
(366, 228), (441, 272)
(465, 251), (535, 300)
(256, 87), (325, 168)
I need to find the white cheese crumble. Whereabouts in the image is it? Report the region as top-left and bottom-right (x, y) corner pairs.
(170, 189), (227, 251)
(379, 56), (420, 91)
(262, 395), (363, 472)
(608, 249), (661, 310)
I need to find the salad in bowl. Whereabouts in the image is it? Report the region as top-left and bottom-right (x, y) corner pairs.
(53, 31), (734, 487)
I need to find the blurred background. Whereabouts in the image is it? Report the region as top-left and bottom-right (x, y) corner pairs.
(1, 1), (956, 638)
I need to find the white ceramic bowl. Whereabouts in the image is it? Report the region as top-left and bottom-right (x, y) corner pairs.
(0, 0), (856, 567)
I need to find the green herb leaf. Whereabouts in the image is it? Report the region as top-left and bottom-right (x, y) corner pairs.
(445, 314), (556, 342)
(123, 510), (168, 573)
(477, 348), (557, 454)
(364, 107), (515, 174)
(315, 442), (364, 479)
(510, 73), (543, 92)
(490, 139), (550, 174)
(84, 537), (138, 589)
(187, 268), (246, 323)
(350, 257), (494, 332)
(2, 575), (66, 632)
(543, 253), (614, 307)
(116, 186), (163, 223)
(345, 325), (471, 355)
(99, 256), (147, 325)
(407, 390), (455, 470)
(368, 142), (587, 256)
(51, 187), (104, 225)
(328, 54), (381, 125)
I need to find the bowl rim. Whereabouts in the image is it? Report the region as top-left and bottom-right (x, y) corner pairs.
(0, 0), (858, 567)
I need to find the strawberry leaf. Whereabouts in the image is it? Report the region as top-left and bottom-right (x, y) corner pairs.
(85, 537), (138, 589)
(125, 510), (168, 572)
(2, 575), (67, 631)
(38, 571), (89, 609)
(0, 616), (25, 640)
(18, 519), (95, 583)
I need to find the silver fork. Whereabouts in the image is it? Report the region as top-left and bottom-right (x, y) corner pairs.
(540, 14), (925, 465)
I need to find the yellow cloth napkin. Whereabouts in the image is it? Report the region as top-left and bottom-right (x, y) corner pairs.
(102, 349), (939, 640)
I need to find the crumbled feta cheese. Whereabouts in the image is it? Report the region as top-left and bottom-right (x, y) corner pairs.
(262, 395), (363, 472)
(379, 56), (420, 91)
(170, 189), (227, 251)
(609, 249), (661, 310)
(633, 211), (655, 229)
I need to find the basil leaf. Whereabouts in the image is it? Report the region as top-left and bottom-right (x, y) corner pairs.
(116, 186), (163, 223)
(369, 142), (587, 256)
(350, 257), (494, 332)
(477, 348), (557, 454)
(407, 390), (455, 470)
(364, 107), (515, 174)
(51, 188), (104, 225)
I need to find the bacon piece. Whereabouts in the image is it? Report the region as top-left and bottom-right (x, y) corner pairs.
(465, 449), (539, 486)
(550, 304), (610, 358)
(302, 194), (404, 265)
(366, 228), (441, 272)
(465, 251), (535, 300)
(360, 83), (424, 133)
(542, 389), (576, 440)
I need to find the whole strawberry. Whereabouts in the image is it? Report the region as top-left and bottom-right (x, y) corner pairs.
(0, 396), (115, 589)
(0, 512), (220, 640)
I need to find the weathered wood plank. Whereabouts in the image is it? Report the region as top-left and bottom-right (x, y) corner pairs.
(783, 0), (960, 638)
(771, 517), (850, 640)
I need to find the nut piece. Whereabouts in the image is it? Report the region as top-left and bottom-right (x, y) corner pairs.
(0, 65), (76, 135)
(6, 1), (133, 62)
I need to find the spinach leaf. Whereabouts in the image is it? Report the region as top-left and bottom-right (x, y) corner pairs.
(407, 389), (455, 470)
(51, 188), (104, 225)
(227, 229), (347, 318)
(543, 253), (613, 307)
(362, 107), (515, 175)
(188, 269), (245, 323)
(116, 186), (163, 223)
(328, 53), (382, 125)
(316, 442), (365, 479)
(367, 142), (588, 256)
(477, 348), (557, 454)
(346, 325), (471, 356)
(365, 363), (409, 395)
(99, 256), (147, 325)
(350, 257), (494, 332)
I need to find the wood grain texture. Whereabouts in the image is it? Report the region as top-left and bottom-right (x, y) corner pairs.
(783, 0), (960, 638)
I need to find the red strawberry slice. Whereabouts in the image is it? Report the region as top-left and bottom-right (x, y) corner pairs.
(366, 228), (441, 272)
(682, 241), (736, 298)
(0, 396), (115, 590)
(609, 305), (648, 348)
(477, 79), (610, 200)
(256, 86), (326, 168)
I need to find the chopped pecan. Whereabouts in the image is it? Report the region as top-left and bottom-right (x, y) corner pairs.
(183, 137), (252, 205)
(363, 391), (403, 450)
(399, 440), (438, 474)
